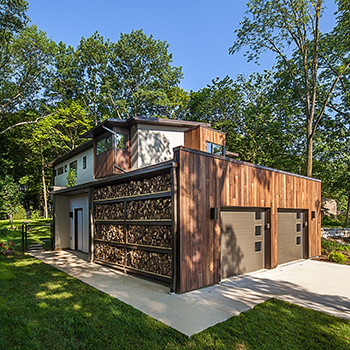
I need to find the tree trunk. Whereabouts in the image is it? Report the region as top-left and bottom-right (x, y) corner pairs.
(41, 144), (48, 219)
(306, 119), (313, 178)
(345, 192), (350, 228)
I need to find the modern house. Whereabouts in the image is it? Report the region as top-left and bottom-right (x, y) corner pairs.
(51, 116), (321, 293)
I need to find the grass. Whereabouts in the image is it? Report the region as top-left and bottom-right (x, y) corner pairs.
(1, 254), (349, 349)
(0, 219), (52, 252)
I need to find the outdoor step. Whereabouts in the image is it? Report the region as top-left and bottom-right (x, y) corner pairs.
(28, 244), (44, 250)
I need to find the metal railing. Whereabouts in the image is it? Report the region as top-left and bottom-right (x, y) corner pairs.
(21, 223), (53, 253)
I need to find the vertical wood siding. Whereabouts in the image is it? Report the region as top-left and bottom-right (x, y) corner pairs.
(176, 147), (321, 293)
(184, 126), (225, 152)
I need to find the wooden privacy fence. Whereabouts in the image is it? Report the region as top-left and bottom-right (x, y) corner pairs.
(92, 171), (177, 290)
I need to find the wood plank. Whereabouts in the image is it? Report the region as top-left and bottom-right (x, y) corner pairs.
(176, 147), (321, 292)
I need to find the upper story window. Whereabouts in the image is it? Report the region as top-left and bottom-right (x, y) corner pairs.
(70, 160), (77, 173)
(83, 156), (87, 169)
(206, 142), (224, 156)
(57, 166), (63, 175)
(115, 134), (126, 149)
(96, 134), (127, 155)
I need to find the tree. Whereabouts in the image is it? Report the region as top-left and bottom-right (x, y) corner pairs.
(0, 175), (21, 229)
(187, 73), (304, 171)
(0, 24), (56, 134)
(230, 0), (350, 177)
(107, 30), (183, 118)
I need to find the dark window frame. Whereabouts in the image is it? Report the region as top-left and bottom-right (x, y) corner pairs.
(96, 133), (127, 155)
(255, 241), (262, 253)
(255, 210), (262, 220)
(83, 156), (87, 169)
(255, 226), (262, 236)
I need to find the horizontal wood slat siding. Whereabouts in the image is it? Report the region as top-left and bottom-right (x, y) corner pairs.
(176, 148), (321, 293)
(184, 126), (225, 152)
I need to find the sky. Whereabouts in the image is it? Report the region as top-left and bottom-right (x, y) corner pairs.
(27, 0), (338, 92)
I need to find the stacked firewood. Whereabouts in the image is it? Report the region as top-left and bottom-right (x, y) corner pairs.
(94, 243), (124, 264)
(94, 203), (124, 220)
(95, 224), (124, 242)
(127, 225), (172, 248)
(94, 173), (172, 200)
(126, 249), (172, 277)
(126, 198), (172, 220)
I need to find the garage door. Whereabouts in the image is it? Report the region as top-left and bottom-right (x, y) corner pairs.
(277, 211), (303, 265)
(221, 210), (265, 279)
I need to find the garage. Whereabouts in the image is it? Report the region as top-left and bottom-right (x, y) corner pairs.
(221, 209), (265, 279)
(277, 211), (304, 265)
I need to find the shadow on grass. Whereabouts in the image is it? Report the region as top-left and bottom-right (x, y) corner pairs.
(0, 254), (349, 350)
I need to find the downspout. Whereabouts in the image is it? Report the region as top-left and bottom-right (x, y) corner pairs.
(102, 125), (126, 173)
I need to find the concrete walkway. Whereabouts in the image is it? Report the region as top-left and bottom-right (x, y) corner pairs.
(29, 250), (350, 336)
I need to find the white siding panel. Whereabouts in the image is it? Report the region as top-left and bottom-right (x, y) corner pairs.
(136, 124), (185, 169)
(54, 147), (93, 187)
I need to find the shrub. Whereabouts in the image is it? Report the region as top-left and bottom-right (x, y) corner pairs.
(30, 210), (42, 220)
(328, 252), (347, 264)
(321, 240), (334, 249)
(66, 169), (76, 187)
(13, 205), (26, 220)
(0, 228), (11, 237)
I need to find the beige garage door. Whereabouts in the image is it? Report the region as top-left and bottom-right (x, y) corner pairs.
(221, 209), (265, 279)
(277, 211), (303, 265)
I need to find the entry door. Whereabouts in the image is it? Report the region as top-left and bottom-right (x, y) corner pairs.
(221, 209), (265, 279)
(75, 208), (83, 251)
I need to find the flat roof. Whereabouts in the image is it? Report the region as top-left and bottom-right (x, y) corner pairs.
(81, 117), (211, 138)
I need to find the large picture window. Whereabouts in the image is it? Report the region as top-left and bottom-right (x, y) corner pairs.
(96, 134), (127, 155)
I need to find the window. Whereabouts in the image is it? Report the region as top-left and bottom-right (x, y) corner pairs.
(106, 135), (112, 151)
(296, 212), (301, 219)
(83, 156), (87, 169)
(70, 160), (77, 172)
(255, 241), (262, 252)
(115, 134), (126, 149)
(64, 164), (68, 173)
(296, 236), (302, 245)
(57, 167), (63, 175)
(255, 210), (262, 220)
(206, 142), (224, 156)
(96, 134), (127, 155)
(296, 223), (302, 232)
(255, 226), (262, 236)
(96, 139), (105, 155)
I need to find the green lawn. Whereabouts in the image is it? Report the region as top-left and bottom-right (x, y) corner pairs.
(0, 219), (52, 252)
(0, 254), (349, 349)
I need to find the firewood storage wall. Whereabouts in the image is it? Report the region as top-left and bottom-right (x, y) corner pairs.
(92, 169), (176, 288)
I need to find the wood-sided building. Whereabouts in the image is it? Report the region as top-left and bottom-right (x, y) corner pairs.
(51, 117), (321, 293)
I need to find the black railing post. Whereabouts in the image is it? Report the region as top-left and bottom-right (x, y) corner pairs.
(21, 224), (25, 254)
(25, 224), (28, 251)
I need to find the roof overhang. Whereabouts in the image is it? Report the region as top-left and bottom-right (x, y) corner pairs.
(81, 117), (211, 139)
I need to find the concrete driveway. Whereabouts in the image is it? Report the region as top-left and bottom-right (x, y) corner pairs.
(30, 250), (350, 337)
